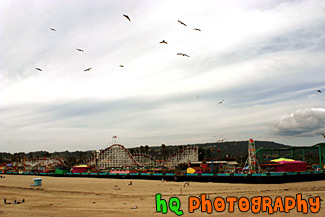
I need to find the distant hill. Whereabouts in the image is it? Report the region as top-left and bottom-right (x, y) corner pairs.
(135, 140), (290, 160)
(196, 140), (289, 158)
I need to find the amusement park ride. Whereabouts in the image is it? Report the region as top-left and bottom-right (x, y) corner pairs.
(87, 144), (199, 170)
(86, 138), (263, 172)
(23, 158), (65, 172)
(242, 139), (262, 173)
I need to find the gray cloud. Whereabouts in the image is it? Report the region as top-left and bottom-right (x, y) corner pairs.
(271, 108), (325, 137)
(0, 94), (201, 131)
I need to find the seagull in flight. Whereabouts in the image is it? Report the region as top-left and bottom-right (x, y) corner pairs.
(160, 40), (168, 44)
(317, 90), (322, 93)
(123, 14), (131, 22)
(50, 28), (56, 31)
(177, 20), (187, 26)
(177, 53), (190, 57)
(76, 49), (84, 52)
(193, 28), (201, 31)
(84, 68), (92, 71)
(35, 68), (42, 71)
(218, 100), (224, 105)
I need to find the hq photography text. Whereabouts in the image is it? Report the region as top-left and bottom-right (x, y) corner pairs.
(155, 193), (321, 215)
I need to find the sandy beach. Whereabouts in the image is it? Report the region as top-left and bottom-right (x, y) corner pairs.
(0, 175), (324, 216)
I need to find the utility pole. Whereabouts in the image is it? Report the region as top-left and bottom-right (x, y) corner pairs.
(210, 148), (213, 174)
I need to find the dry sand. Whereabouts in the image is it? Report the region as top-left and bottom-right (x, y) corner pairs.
(0, 175), (324, 216)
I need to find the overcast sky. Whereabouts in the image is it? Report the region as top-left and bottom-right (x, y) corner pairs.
(1, 0), (325, 153)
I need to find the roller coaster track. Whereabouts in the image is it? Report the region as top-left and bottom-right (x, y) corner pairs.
(86, 144), (198, 169)
(132, 153), (162, 167)
(164, 147), (198, 168)
(96, 144), (139, 169)
(23, 158), (65, 168)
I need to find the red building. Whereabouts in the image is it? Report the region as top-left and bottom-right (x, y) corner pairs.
(72, 165), (90, 173)
(270, 158), (307, 172)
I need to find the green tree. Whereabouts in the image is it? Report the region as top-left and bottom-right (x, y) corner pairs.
(144, 145), (149, 154)
(198, 146), (205, 161)
(129, 149), (135, 155)
(206, 148), (212, 159)
(161, 144), (167, 160)
(140, 146), (145, 153)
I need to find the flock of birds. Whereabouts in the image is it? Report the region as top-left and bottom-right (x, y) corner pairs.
(36, 14), (225, 103)
(36, 15), (200, 72)
(38, 28), (90, 72)
(36, 14), (325, 139)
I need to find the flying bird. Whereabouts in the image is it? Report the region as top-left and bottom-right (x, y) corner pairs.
(317, 90), (322, 93)
(193, 28), (201, 31)
(160, 40), (168, 44)
(84, 68), (92, 71)
(76, 49), (84, 52)
(50, 28), (56, 31)
(123, 14), (131, 22)
(177, 20), (187, 26)
(177, 53), (190, 57)
(119, 65), (124, 67)
(35, 68), (42, 71)
(218, 100), (224, 105)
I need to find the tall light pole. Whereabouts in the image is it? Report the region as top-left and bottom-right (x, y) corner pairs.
(210, 148), (213, 174)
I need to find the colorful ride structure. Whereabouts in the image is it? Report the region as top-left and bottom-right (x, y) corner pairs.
(23, 158), (65, 172)
(243, 139), (262, 173)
